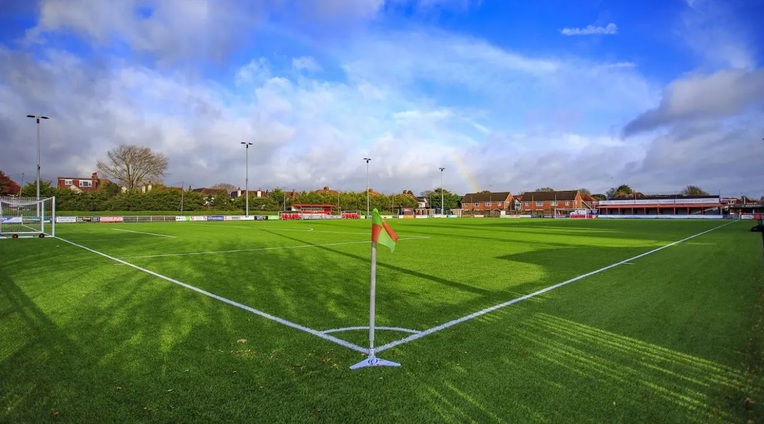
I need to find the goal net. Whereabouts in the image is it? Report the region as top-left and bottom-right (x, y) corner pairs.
(0, 196), (56, 239)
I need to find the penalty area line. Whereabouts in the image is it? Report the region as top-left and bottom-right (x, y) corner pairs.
(54, 236), (369, 354)
(374, 221), (735, 354)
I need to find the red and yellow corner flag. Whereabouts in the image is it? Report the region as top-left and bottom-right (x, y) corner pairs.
(371, 208), (399, 252)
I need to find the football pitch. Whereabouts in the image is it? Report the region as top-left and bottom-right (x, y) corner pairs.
(1, 218), (762, 422)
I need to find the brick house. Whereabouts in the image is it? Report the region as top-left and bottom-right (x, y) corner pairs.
(518, 190), (590, 216)
(460, 191), (515, 215)
(57, 172), (108, 192)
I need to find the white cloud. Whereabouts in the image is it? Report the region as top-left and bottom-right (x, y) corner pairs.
(292, 56), (322, 72)
(561, 23), (618, 36)
(294, 0), (385, 21)
(235, 58), (271, 86)
(28, 0), (266, 66)
(680, 0), (754, 69)
(623, 68), (764, 136)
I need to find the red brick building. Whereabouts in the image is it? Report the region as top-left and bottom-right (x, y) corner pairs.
(57, 172), (108, 192)
(518, 190), (592, 216)
(460, 192), (515, 215)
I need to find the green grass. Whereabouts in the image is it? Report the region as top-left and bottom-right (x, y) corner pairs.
(1, 218), (762, 423)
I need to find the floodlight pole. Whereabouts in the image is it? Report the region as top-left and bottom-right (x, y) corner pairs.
(364, 157), (371, 218)
(241, 142), (253, 216)
(439, 167), (445, 215)
(26, 115), (49, 203)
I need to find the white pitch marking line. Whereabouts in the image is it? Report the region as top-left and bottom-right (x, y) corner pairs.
(54, 236), (369, 354)
(123, 237), (430, 259)
(112, 228), (176, 238)
(373, 221), (735, 354)
(322, 326), (421, 335)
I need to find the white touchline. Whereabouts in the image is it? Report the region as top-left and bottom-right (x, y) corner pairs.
(372, 221), (735, 354)
(124, 237), (430, 259)
(55, 236), (369, 354)
(112, 228), (177, 238)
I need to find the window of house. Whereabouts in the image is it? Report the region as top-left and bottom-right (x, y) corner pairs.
(485, 201), (491, 207)
(551, 201), (557, 206)
(79, 180), (92, 188)
(524, 201), (530, 207)
(473, 202), (479, 207)
(497, 201), (503, 207)
(536, 201), (544, 207)
(565, 201), (571, 206)
(64, 179), (73, 185)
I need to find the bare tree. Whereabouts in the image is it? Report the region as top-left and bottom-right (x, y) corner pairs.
(97, 145), (168, 190)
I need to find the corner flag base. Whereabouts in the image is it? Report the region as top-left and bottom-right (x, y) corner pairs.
(350, 354), (401, 370)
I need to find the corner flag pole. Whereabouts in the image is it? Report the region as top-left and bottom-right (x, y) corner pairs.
(350, 242), (400, 369)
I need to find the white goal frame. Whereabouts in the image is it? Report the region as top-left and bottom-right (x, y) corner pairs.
(0, 196), (56, 239)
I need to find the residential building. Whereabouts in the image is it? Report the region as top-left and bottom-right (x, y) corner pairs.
(518, 190), (590, 216)
(57, 172), (108, 192)
(460, 191), (515, 215)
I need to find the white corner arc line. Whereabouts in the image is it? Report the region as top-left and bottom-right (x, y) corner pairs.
(112, 228), (176, 238)
(374, 221), (735, 354)
(322, 326), (421, 335)
(55, 236), (369, 354)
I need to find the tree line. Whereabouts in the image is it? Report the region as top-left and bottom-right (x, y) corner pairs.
(1, 142), (754, 213)
(4, 178), (429, 214)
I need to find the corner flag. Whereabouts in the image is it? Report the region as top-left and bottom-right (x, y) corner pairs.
(350, 208), (402, 369)
(371, 208), (398, 252)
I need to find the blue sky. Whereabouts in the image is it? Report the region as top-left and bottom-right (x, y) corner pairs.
(1, 0), (763, 197)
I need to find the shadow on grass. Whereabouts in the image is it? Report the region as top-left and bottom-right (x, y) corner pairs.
(392, 305), (759, 423)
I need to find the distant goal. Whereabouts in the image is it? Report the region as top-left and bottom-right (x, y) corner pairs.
(0, 197), (56, 239)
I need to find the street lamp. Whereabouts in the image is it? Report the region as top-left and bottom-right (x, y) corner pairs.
(439, 167), (445, 215)
(26, 114), (49, 202)
(241, 142), (253, 216)
(363, 157), (371, 218)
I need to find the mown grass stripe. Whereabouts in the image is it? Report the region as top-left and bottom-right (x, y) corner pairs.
(374, 221), (734, 353)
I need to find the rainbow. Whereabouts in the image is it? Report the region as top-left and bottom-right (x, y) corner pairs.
(450, 153), (482, 193)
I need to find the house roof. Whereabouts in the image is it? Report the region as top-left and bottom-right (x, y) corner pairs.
(315, 186), (339, 195)
(460, 192), (513, 202)
(520, 190), (579, 201)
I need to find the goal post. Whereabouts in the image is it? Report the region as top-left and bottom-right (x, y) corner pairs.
(0, 196), (56, 239)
